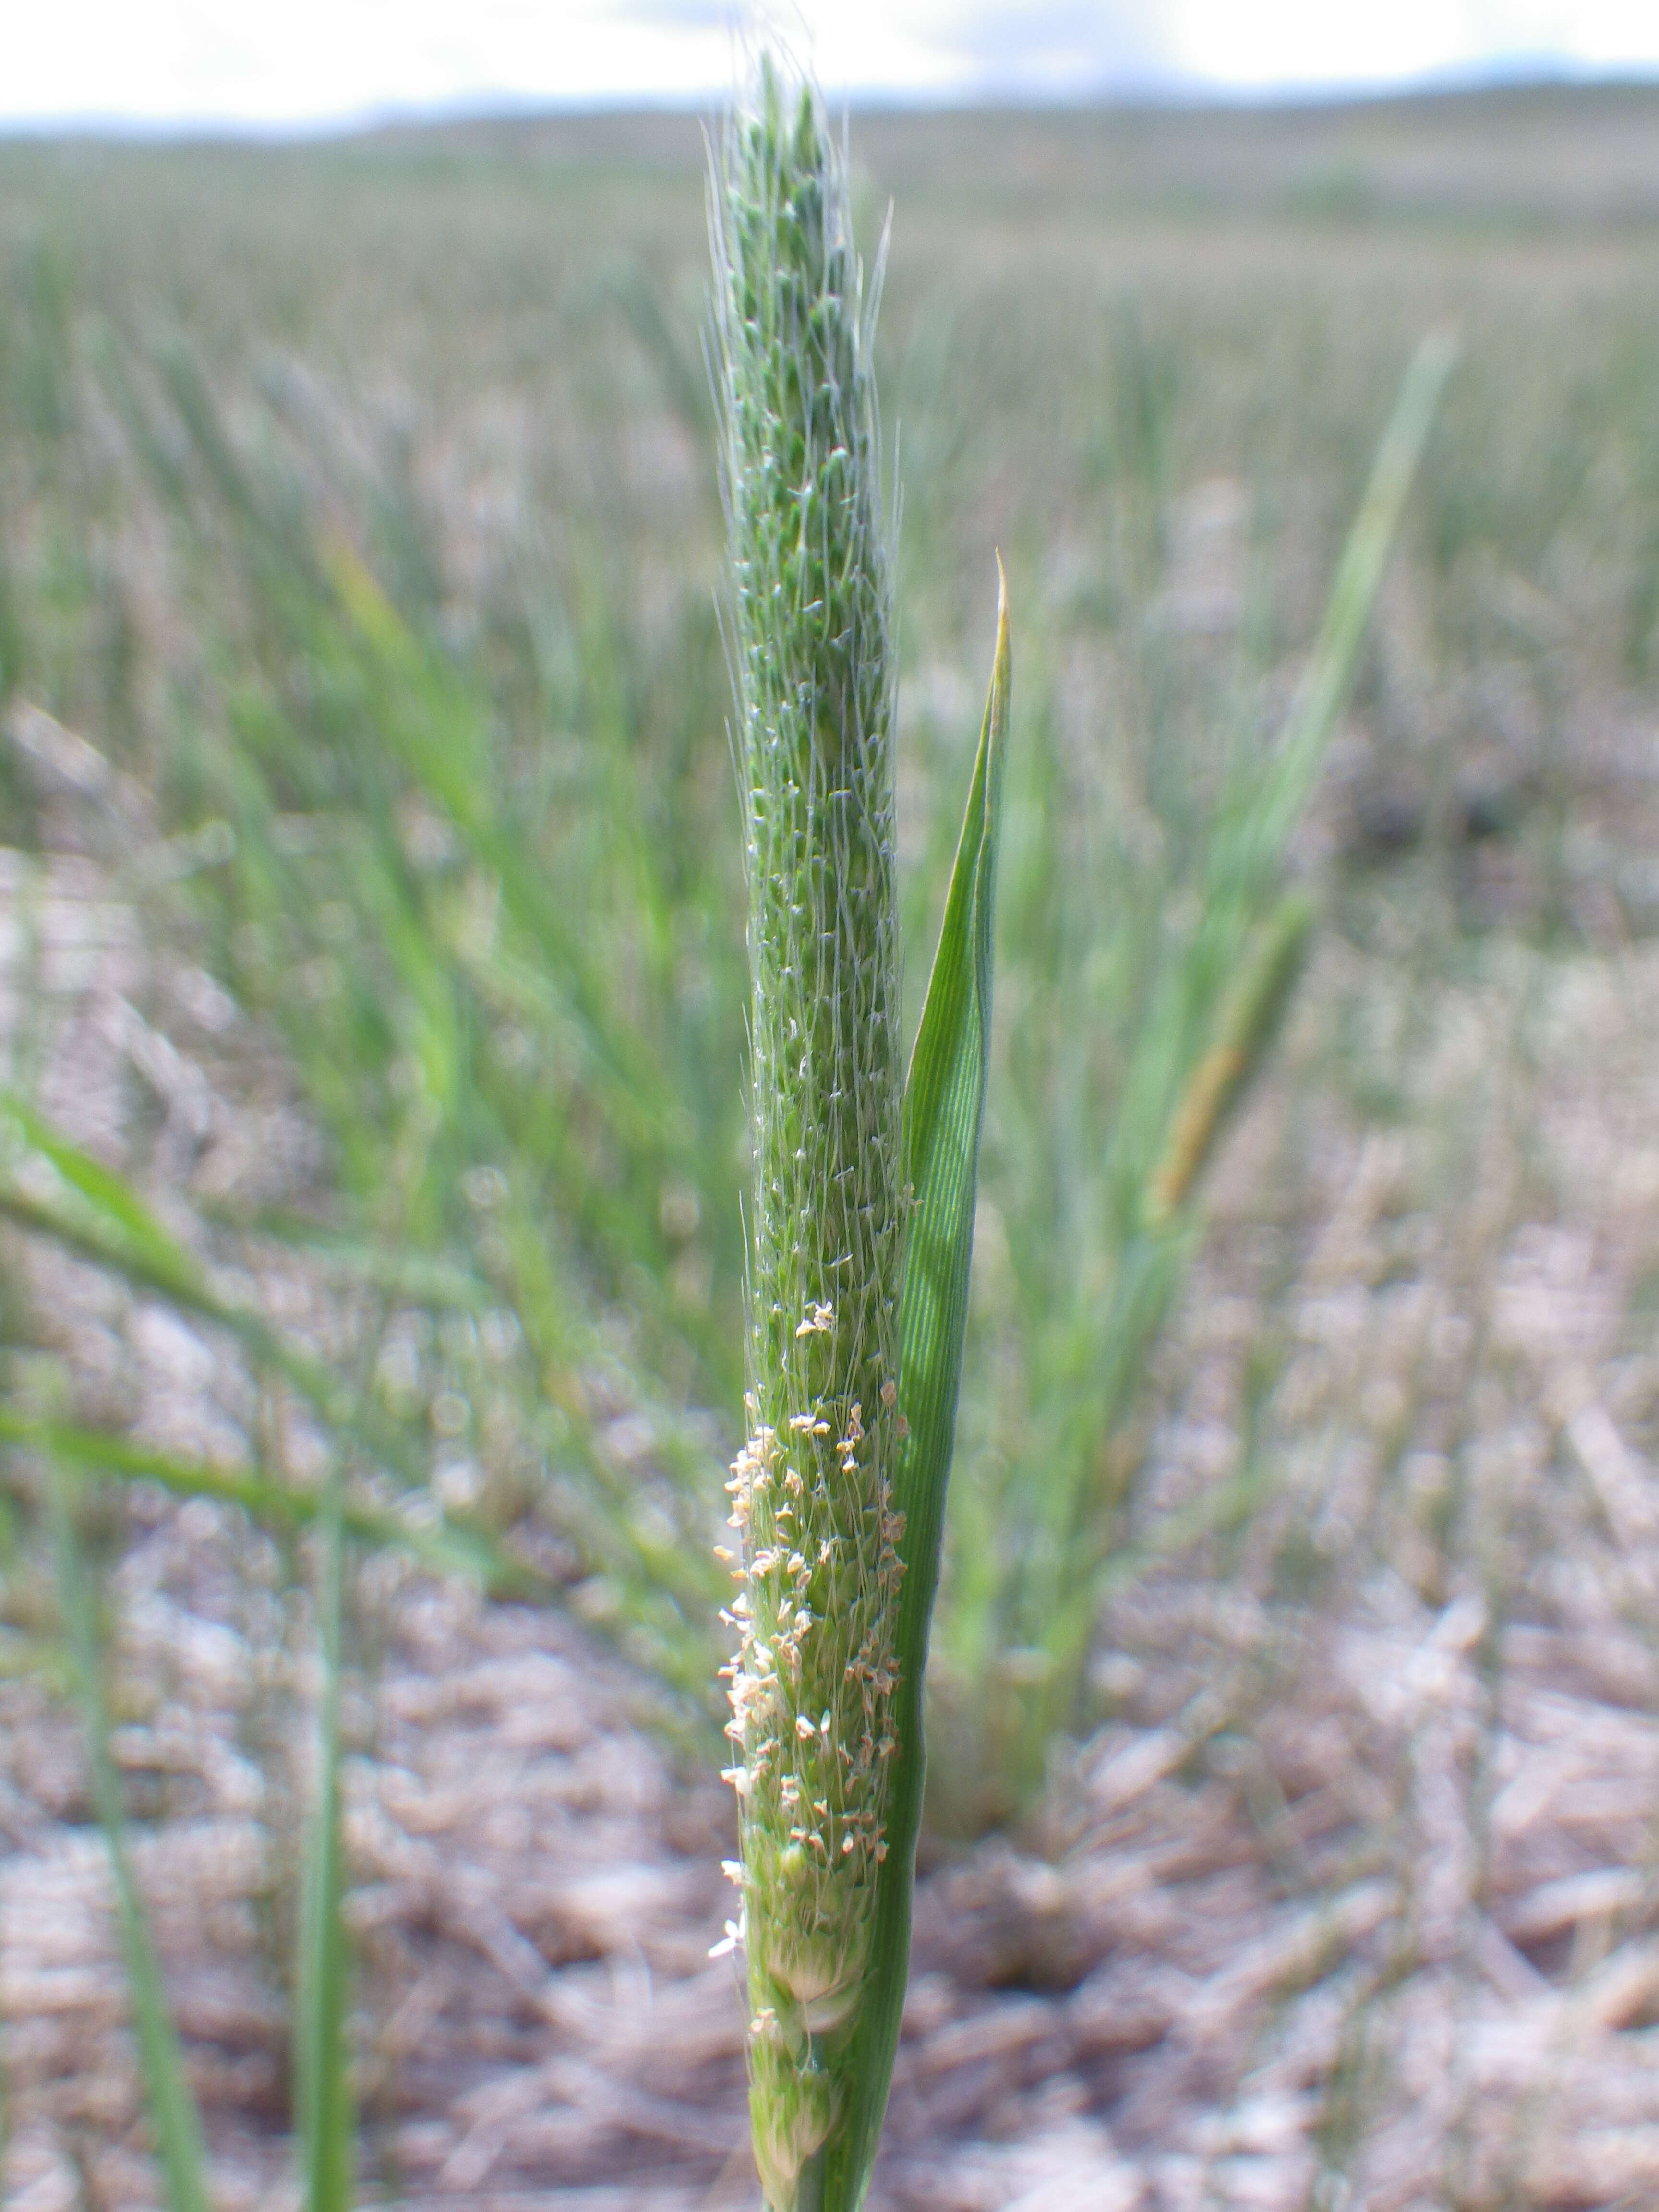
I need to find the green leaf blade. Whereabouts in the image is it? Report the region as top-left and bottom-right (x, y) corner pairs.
(0, 1408), (526, 1593)
(1233, 327), (1457, 892)
(821, 569), (1011, 2211)
(48, 1467), (215, 2212)
(295, 1467), (354, 2212)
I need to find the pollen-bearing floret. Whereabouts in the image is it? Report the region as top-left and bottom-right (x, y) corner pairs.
(711, 50), (909, 2212)
(723, 1357), (907, 2201)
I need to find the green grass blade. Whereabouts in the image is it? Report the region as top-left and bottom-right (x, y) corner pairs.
(206, 1214), (493, 1312)
(1231, 328), (1457, 896)
(1, 1098), (723, 1671)
(320, 540), (676, 1153)
(0, 1096), (421, 1482)
(295, 1459), (354, 2212)
(0, 1409), (527, 1592)
(1124, 330), (1455, 1163)
(5, 1093), (184, 1271)
(47, 1462), (214, 2212)
(821, 571), (1010, 2211)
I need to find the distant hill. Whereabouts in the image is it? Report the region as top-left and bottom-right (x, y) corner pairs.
(10, 78), (1659, 234)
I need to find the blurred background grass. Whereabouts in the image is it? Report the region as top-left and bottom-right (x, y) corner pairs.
(6, 79), (1659, 2196)
(6, 81), (1659, 1771)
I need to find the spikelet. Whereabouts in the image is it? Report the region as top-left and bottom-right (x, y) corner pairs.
(711, 54), (907, 2212)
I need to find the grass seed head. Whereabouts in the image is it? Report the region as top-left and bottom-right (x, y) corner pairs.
(712, 51), (907, 2210)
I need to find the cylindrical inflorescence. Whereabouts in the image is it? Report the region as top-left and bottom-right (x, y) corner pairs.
(711, 56), (907, 2211)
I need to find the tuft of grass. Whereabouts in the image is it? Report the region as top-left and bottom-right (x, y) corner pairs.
(87, 331), (742, 1706)
(928, 333), (1455, 1825)
(11, 1129), (365, 2212)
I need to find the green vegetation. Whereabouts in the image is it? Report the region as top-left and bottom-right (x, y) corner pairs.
(925, 332), (1451, 1822)
(713, 61), (1441, 2201)
(50, 1463), (213, 2212)
(1, 78), (1659, 2204)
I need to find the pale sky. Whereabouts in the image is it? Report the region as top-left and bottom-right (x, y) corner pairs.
(6, 0), (1659, 131)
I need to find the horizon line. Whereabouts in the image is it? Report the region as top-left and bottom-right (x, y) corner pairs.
(3, 54), (1658, 148)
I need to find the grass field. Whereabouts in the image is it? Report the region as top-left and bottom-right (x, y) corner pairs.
(5, 79), (1659, 2209)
